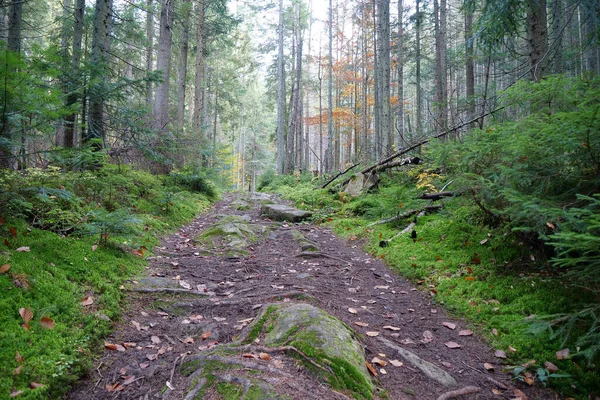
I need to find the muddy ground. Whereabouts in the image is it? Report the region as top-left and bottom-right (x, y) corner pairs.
(68, 193), (559, 400)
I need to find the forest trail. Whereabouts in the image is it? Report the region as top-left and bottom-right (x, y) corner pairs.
(68, 193), (558, 400)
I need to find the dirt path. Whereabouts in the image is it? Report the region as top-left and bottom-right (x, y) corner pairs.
(68, 193), (558, 400)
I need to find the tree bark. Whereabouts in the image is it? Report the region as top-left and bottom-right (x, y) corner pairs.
(153, 0), (174, 132)
(177, 0), (191, 132)
(527, 0), (549, 82)
(86, 0), (112, 146)
(276, 0), (286, 174)
(433, 0), (447, 132)
(415, 0), (422, 135)
(146, 0), (154, 107)
(376, 0), (391, 154)
(325, 0), (334, 173)
(396, 0), (405, 147)
(464, 7), (475, 127)
(63, 0), (85, 148)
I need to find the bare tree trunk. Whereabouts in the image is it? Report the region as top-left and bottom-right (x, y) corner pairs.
(396, 0), (405, 147)
(325, 0), (334, 172)
(415, 0), (422, 135)
(527, 0), (549, 82)
(464, 7), (475, 127)
(318, 42), (324, 174)
(433, 0), (447, 132)
(87, 0), (112, 146)
(146, 0), (154, 107)
(583, 0), (599, 73)
(177, 0), (190, 131)
(276, 0), (286, 174)
(550, 0), (564, 73)
(153, 0), (174, 133)
(376, 0), (391, 154)
(193, 0), (207, 165)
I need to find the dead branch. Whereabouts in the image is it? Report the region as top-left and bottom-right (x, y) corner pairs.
(320, 163), (359, 189)
(485, 376), (510, 390)
(367, 209), (421, 227)
(379, 211), (425, 247)
(418, 191), (455, 200)
(361, 108), (506, 175)
(436, 386), (481, 400)
(369, 156), (421, 175)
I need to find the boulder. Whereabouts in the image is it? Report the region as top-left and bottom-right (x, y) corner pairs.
(260, 204), (312, 223)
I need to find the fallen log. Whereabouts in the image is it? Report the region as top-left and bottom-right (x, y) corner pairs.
(379, 211), (425, 247)
(368, 205), (442, 227)
(320, 163), (359, 189)
(418, 191), (455, 200)
(369, 156), (421, 175)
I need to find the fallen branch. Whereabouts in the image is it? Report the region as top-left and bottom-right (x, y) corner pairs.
(320, 163), (359, 189)
(367, 209), (421, 227)
(369, 156), (421, 175)
(485, 376), (510, 390)
(418, 191), (455, 200)
(436, 386), (481, 400)
(361, 108), (506, 175)
(379, 211), (425, 247)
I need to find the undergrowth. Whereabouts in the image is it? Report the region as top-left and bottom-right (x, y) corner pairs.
(0, 164), (216, 399)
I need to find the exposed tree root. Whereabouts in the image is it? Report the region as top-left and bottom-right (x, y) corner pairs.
(436, 385), (481, 400)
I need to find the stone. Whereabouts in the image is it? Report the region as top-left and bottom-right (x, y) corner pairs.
(260, 204), (312, 222)
(138, 277), (181, 290)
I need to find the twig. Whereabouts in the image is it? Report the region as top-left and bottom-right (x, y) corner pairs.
(367, 209), (420, 227)
(320, 163), (359, 189)
(461, 361), (484, 374)
(379, 212), (425, 247)
(440, 180), (454, 192)
(170, 356), (180, 383)
(485, 376), (510, 390)
(436, 386), (481, 400)
(295, 251), (352, 265)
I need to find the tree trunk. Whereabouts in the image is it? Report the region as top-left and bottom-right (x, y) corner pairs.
(433, 0), (447, 132)
(376, 0), (391, 155)
(550, 0), (564, 73)
(527, 0), (549, 82)
(87, 0), (112, 146)
(63, 0), (85, 148)
(193, 0), (205, 161)
(177, 0), (191, 131)
(146, 0), (154, 107)
(415, 0), (422, 135)
(153, 0), (174, 132)
(325, 0), (334, 173)
(397, 0), (405, 147)
(464, 7), (475, 127)
(276, 0), (286, 174)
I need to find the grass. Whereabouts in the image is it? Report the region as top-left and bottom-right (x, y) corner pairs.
(0, 165), (216, 399)
(265, 173), (600, 399)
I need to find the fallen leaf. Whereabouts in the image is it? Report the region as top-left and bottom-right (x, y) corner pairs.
(92, 245), (98, 251)
(15, 351), (24, 363)
(445, 341), (462, 349)
(374, 285), (389, 290)
(4, 239), (10, 247)
(354, 321), (369, 327)
(183, 337), (194, 344)
(146, 353), (158, 361)
(200, 331), (211, 340)
(179, 280), (191, 290)
(524, 374), (534, 385)
(365, 361), (377, 376)
(544, 361), (558, 372)
(465, 276), (475, 281)
(14, 365), (22, 375)
(492, 328), (499, 336)
(0, 264), (10, 274)
(491, 388), (502, 395)
(139, 362), (150, 369)
(131, 321), (142, 331)
(40, 317), (55, 329)
(556, 348), (569, 359)
(122, 342), (136, 349)
(421, 331), (434, 343)
(348, 308), (358, 314)
(480, 238), (488, 245)
(19, 307), (33, 323)
(16, 246), (30, 252)
(259, 352), (271, 360)
(514, 388), (528, 399)
(383, 325), (401, 331)
(105, 383), (125, 392)
(10, 390), (23, 398)
(389, 359), (403, 367)
(9, 227), (17, 238)
(494, 350), (507, 359)
(371, 357), (387, 366)
(366, 331), (380, 337)
(81, 296), (94, 306)
(151, 335), (161, 344)
(29, 382), (45, 389)
(484, 363), (494, 371)
(380, 368), (387, 374)
(214, 317), (226, 322)
(442, 322), (456, 330)
(242, 353), (257, 359)
(509, 345), (517, 353)
(122, 375), (136, 385)
(459, 330), (473, 336)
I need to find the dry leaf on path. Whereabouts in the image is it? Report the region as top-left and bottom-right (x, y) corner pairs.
(151, 335), (161, 344)
(16, 247), (30, 252)
(105, 383), (124, 392)
(105, 342), (126, 352)
(354, 321), (369, 327)
(421, 331), (434, 343)
(445, 341), (462, 349)
(494, 350), (507, 359)
(514, 388), (528, 399)
(200, 331), (211, 340)
(81, 296), (94, 306)
(366, 331), (379, 337)
(544, 361), (558, 372)
(179, 280), (191, 290)
(380, 368), (387, 374)
(122, 376), (136, 385)
(484, 363), (494, 371)
(242, 353), (257, 359)
(371, 357), (387, 366)
(259, 352), (271, 360)
(382, 325), (401, 331)
(365, 361), (377, 376)
(389, 359), (403, 367)
(19, 307), (33, 323)
(442, 322), (456, 330)
(348, 308), (358, 314)
(491, 388), (502, 395)
(183, 337), (194, 344)
(459, 330), (473, 336)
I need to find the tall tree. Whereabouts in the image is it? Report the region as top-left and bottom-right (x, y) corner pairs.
(63, 0), (85, 148)
(177, 0), (191, 131)
(325, 0), (334, 172)
(375, 0), (391, 154)
(464, 5), (475, 125)
(527, 0), (549, 81)
(87, 0), (112, 146)
(396, 0), (405, 146)
(153, 0), (174, 131)
(275, 0), (286, 174)
(193, 0), (204, 144)
(414, 0), (423, 134)
(433, 0), (447, 130)
(146, 0), (154, 107)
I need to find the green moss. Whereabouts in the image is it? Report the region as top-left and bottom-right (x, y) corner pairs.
(244, 305), (277, 344)
(216, 382), (244, 399)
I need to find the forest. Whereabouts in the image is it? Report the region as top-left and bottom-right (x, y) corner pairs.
(0, 0), (599, 398)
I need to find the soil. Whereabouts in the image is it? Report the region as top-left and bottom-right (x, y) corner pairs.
(67, 193), (560, 400)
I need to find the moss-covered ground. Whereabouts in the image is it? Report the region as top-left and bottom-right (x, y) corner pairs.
(0, 165), (217, 399)
(263, 172), (600, 399)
